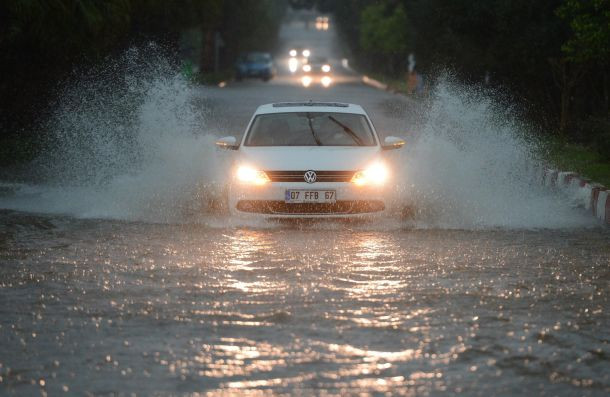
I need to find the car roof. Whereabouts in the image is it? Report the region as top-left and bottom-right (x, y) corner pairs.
(255, 102), (367, 115)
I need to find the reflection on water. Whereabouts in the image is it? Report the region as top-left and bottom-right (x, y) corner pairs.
(0, 215), (608, 395)
(224, 230), (288, 295)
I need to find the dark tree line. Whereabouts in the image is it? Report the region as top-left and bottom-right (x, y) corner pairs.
(320, 0), (610, 152)
(0, 0), (285, 150)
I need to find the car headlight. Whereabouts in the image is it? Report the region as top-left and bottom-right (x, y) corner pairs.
(322, 64), (331, 73)
(236, 166), (270, 185)
(301, 75), (312, 87)
(351, 162), (388, 186)
(288, 57), (298, 73)
(302, 64), (312, 72)
(289, 49), (297, 57)
(302, 49), (310, 58)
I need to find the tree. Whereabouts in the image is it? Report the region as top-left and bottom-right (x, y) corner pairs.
(557, 0), (610, 63)
(556, 0), (610, 122)
(359, 1), (410, 76)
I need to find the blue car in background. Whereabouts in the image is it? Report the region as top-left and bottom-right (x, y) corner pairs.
(235, 52), (275, 82)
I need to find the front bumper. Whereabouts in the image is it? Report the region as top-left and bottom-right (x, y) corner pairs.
(238, 68), (272, 78)
(229, 182), (388, 218)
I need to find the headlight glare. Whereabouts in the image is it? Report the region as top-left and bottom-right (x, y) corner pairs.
(301, 75), (312, 87)
(236, 166), (270, 185)
(288, 57), (298, 73)
(351, 163), (388, 186)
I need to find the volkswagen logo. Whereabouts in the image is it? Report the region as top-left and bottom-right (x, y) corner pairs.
(304, 170), (317, 183)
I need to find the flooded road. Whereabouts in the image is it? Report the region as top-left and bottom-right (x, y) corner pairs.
(1, 212), (609, 395)
(1, 12), (609, 396)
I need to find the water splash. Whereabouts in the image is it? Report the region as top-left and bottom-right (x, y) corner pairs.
(0, 61), (596, 228)
(399, 75), (594, 228)
(0, 46), (225, 222)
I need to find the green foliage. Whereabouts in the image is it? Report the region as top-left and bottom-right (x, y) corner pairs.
(329, 0), (377, 56)
(556, 0), (610, 63)
(220, 0), (285, 60)
(406, 0), (567, 82)
(2, 0), (132, 58)
(0, 0), (283, 73)
(546, 137), (610, 186)
(360, 2), (409, 57)
(324, 0), (609, 150)
(596, 133), (610, 161)
(574, 116), (610, 160)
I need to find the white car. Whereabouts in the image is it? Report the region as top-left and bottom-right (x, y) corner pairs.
(215, 102), (406, 218)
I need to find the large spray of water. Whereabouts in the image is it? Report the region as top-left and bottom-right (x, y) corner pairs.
(0, 52), (595, 228)
(0, 47), (224, 222)
(399, 76), (594, 228)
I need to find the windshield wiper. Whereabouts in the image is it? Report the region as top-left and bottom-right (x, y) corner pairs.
(307, 113), (322, 146)
(327, 116), (364, 146)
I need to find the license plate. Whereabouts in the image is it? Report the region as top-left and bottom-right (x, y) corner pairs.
(285, 190), (336, 203)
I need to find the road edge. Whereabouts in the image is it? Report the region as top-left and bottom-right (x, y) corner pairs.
(361, 75), (408, 96)
(541, 169), (609, 225)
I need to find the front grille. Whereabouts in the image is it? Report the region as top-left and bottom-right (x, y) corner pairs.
(265, 170), (355, 183)
(236, 200), (385, 215)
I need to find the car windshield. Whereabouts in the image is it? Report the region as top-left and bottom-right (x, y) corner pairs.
(244, 53), (270, 63)
(245, 112), (376, 146)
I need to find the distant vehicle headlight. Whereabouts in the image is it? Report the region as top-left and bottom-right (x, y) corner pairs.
(236, 166), (270, 185)
(322, 64), (331, 73)
(289, 49), (297, 57)
(302, 49), (311, 58)
(302, 64), (312, 72)
(301, 75), (312, 87)
(288, 57), (298, 73)
(321, 75), (332, 87)
(351, 162), (388, 186)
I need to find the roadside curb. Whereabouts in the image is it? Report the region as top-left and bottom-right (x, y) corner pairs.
(362, 75), (388, 91)
(361, 75), (406, 96)
(542, 168), (609, 225)
(356, 72), (421, 100)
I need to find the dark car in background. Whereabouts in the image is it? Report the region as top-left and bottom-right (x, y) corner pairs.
(302, 56), (331, 74)
(235, 52), (275, 82)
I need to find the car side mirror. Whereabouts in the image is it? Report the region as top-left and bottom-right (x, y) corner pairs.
(215, 136), (238, 150)
(382, 136), (406, 150)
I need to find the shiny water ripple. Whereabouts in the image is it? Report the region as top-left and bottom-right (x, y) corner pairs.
(0, 212), (608, 395)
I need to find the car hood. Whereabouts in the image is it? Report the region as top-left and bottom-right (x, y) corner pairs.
(238, 146), (381, 171)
